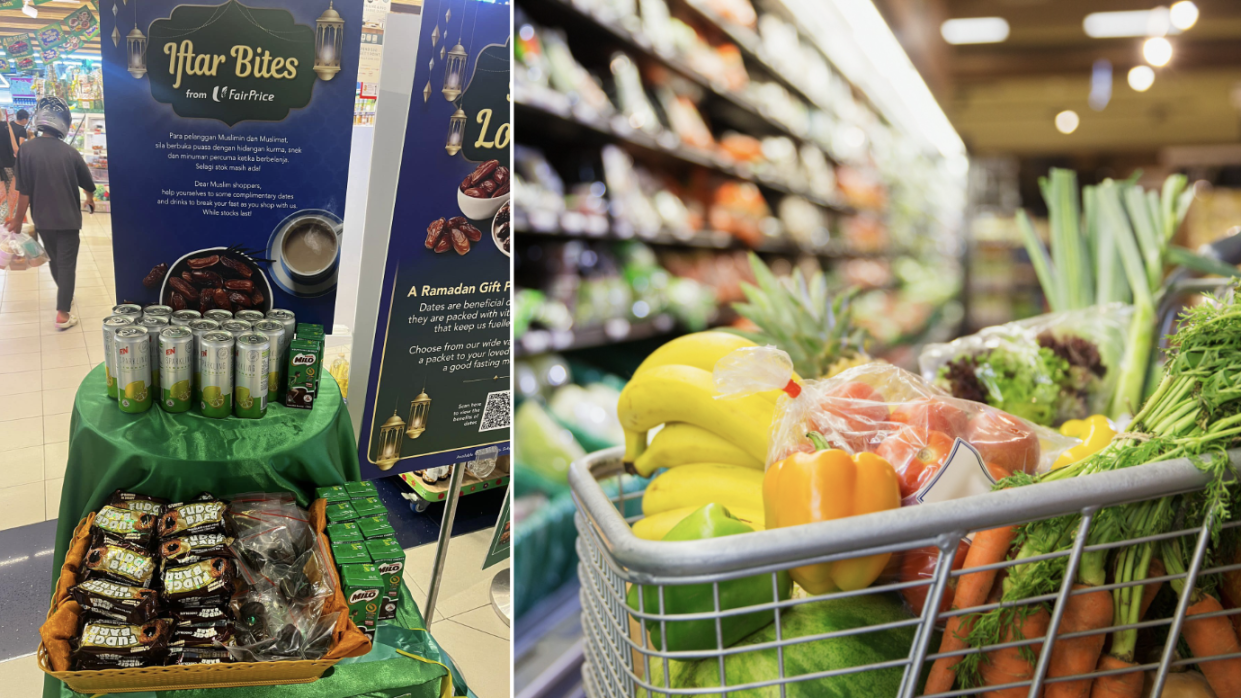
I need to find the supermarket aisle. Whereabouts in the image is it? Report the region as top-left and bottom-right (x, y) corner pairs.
(0, 528), (512, 697)
(0, 212), (114, 530)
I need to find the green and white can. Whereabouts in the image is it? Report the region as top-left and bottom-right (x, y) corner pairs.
(235, 309), (266, 324)
(253, 320), (286, 402)
(137, 317), (168, 393)
(143, 305), (173, 321)
(170, 310), (201, 327)
(233, 332), (269, 419)
(111, 304), (142, 319)
(101, 315), (135, 398)
(266, 309), (296, 351)
(114, 326), (153, 414)
(199, 331), (234, 419)
(158, 326), (194, 413)
(219, 319), (252, 336)
(187, 319), (220, 401)
(203, 309), (233, 323)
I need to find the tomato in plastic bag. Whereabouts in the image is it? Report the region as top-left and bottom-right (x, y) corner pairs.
(900, 540), (970, 619)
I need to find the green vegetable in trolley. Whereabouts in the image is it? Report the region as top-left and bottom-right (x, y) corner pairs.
(513, 400), (586, 485)
(627, 504), (791, 653)
(642, 592), (920, 697)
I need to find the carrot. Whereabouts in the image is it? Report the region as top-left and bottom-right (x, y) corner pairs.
(1183, 594), (1241, 698)
(1138, 557), (1163, 621)
(980, 606), (1050, 698)
(1087, 655), (1143, 698)
(1044, 584), (1113, 698)
(924, 525), (1018, 695)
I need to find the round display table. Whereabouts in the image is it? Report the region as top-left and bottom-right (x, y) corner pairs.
(44, 365), (475, 698)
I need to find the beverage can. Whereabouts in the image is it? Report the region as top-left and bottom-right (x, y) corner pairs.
(266, 309), (296, 348)
(170, 309), (202, 327)
(219, 319), (252, 336)
(253, 320), (286, 402)
(235, 309), (266, 324)
(101, 315), (135, 398)
(111, 304), (142, 319)
(114, 326), (153, 414)
(203, 309), (233, 323)
(137, 317), (167, 393)
(233, 332), (269, 419)
(187, 319), (220, 401)
(143, 305), (173, 321)
(198, 331), (234, 419)
(158, 326), (194, 413)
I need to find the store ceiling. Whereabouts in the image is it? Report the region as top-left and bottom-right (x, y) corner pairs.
(877, 0), (1241, 158)
(0, 1), (99, 57)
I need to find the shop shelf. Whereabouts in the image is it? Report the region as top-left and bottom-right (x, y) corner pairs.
(400, 461), (511, 512)
(515, 223), (905, 259)
(515, 315), (680, 358)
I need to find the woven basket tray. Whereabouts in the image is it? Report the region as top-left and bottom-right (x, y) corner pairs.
(38, 499), (370, 694)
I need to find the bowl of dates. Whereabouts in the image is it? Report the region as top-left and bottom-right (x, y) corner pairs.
(157, 247), (274, 315)
(457, 159), (510, 220)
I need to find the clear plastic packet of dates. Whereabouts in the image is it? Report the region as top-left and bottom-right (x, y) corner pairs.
(714, 346), (1077, 505)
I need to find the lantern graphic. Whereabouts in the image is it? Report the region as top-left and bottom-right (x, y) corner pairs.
(126, 27), (147, 78)
(445, 106), (466, 156)
(442, 41), (467, 102)
(376, 408), (406, 470)
(406, 387), (432, 439)
(314, 2), (345, 81)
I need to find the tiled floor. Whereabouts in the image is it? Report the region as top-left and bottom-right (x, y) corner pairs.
(0, 212), (114, 531)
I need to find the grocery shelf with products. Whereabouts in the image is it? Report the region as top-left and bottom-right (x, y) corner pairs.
(72, 111), (110, 212)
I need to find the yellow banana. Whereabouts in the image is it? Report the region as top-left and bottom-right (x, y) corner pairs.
(631, 331), (788, 405)
(641, 463), (765, 516)
(618, 364), (774, 464)
(632, 505), (764, 541)
(633, 423), (763, 477)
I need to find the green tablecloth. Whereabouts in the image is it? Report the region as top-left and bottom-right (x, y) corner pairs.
(44, 365), (475, 698)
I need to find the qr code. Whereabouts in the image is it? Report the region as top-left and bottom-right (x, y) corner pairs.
(479, 390), (511, 432)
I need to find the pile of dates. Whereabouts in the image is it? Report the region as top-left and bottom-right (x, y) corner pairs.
(425, 216), (483, 256)
(460, 160), (509, 199)
(495, 203), (510, 253)
(144, 252), (266, 313)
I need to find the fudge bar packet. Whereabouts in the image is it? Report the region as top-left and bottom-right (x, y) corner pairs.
(107, 490), (169, 518)
(171, 622), (236, 648)
(171, 604), (235, 627)
(82, 541), (157, 587)
(91, 505), (158, 547)
(159, 496), (229, 539)
(70, 578), (160, 624)
(159, 533), (234, 565)
(162, 558), (236, 605)
(73, 619), (170, 670)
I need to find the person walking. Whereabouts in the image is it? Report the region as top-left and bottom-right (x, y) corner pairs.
(6, 97), (94, 330)
(0, 108), (29, 222)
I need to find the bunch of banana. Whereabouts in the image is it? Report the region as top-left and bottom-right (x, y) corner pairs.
(618, 332), (783, 540)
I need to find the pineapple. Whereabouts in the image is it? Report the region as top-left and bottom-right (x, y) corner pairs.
(726, 253), (869, 378)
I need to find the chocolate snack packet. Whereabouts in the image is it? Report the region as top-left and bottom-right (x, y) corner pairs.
(70, 579), (160, 624)
(171, 622), (236, 648)
(159, 533), (234, 565)
(169, 646), (232, 664)
(162, 557), (235, 604)
(108, 490), (168, 518)
(74, 619), (170, 670)
(159, 498), (229, 539)
(83, 541), (157, 586)
(171, 604), (234, 626)
(91, 505), (158, 547)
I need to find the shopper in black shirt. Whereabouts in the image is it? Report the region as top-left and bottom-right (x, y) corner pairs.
(7, 98), (94, 330)
(0, 109), (28, 222)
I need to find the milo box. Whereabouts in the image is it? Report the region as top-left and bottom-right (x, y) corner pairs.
(339, 564), (383, 630)
(351, 497), (387, 518)
(284, 337), (324, 410)
(325, 521), (363, 543)
(315, 485), (350, 503)
(331, 540), (372, 565)
(295, 322), (325, 341)
(357, 514), (395, 540)
(365, 537), (404, 620)
(325, 500), (359, 523)
(346, 481), (379, 500)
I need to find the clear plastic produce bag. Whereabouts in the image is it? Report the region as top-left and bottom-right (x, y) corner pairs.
(714, 346), (1076, 502)
(0, 230), (48, 270)
(918, 303), (1133, 427)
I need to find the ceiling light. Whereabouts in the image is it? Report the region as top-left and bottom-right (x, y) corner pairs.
(940, 17), (1010, 45)
(1170, 1), (1199, 30)
(1128, 65), (1155, 91)
(1144, 37), (1173, 66)
(1055, 110), (1080, 134)
(1083, 9), (1181, 38)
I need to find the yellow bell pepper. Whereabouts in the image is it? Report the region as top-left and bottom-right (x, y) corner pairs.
(762, 433), (901, 594)
(1053, 414), (1115, 469)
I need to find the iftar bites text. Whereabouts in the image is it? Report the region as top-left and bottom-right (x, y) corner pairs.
(165, 41), (299, 92)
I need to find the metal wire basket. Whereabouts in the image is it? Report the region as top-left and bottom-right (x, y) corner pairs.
(570, 445), (1241, 697)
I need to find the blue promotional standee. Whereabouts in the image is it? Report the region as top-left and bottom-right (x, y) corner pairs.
(355, 0), (511, 480)
(100, 0), (364, 328)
